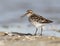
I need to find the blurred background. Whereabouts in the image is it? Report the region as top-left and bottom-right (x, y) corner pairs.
(0, 0), (60, 37)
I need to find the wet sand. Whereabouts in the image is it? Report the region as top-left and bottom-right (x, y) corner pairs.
(0, 32), (60, 46)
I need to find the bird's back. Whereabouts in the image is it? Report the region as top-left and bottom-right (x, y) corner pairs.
(29, 14), (53, 23)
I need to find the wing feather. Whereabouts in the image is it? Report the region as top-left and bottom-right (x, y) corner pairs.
(29, 14), (53, 23)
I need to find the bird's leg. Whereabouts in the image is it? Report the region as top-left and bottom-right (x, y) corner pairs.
(34, 28), (38, 35)
(40, 26), (43, 36)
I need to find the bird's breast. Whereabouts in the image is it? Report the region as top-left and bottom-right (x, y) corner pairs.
(30, 21), (45, 28)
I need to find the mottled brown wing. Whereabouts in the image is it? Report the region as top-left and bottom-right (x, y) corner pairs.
(29, 14), (53, 23)
(38, 16), (53, 23)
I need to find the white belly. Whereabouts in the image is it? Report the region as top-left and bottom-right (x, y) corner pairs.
(31, 22), (45, 28)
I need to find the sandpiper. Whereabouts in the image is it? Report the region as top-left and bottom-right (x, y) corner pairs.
(22, 10), (53, 36)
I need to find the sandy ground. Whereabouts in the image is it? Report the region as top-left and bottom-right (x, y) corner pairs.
(0, 32), (60, 46)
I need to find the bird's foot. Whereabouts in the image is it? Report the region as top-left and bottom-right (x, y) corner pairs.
(34, 34), (36, 36)
(40, 34), (42, 36)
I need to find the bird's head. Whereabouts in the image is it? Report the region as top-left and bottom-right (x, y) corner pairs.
(26, 10), (33, 13)
(21, 10), (33, 17)
(24, 10), (33, 17)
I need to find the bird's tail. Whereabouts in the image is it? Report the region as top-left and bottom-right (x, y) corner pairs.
(48, 20), (53, 23)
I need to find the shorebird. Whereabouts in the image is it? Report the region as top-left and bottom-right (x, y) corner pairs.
(22, 10), (53, 36)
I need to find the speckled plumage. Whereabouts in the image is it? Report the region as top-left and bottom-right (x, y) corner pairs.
(29, 14), (53, 23)
(24, 10), (53, 36)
